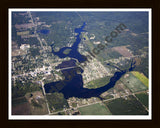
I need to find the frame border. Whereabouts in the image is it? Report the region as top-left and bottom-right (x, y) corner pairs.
(9, 8), (152, 120)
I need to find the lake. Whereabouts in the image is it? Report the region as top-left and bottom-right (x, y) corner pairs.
(37, 29), (50, 34)
(44, 22), (135, 99)
(50, 22), (87, 63)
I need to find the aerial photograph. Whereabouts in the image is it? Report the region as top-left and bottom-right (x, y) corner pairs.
(9, 9), (151, 119)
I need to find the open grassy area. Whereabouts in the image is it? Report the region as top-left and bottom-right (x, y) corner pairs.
(25, 91), (48, 115)
(135, 92), (149, 108)
(131, 71), (149, 87)
(78, 103), (112, 115)
(105, 95), (148, 115)
(63, 48), (72, 55)
(82, 33), (95, 50)
(17, 31), (29, 36)
(86, 76), (110, 89)
(83, 33), (89, 41)
(120, 73), (148, 93)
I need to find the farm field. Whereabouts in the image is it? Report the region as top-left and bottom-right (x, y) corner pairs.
(135, 92), (149, 108)
(25, 91), (48, 115)
(120, 73), (148, 93)
(86, 76), (110, 89)
(78, 103), (112, 115)
(12, 97), (31, 115)
(104, 95), (148, 115)
(131, 71), (149, 87)
(112, 46), (133, 57)
(12, 96), (28, 107)
(17, 31), (29, 36)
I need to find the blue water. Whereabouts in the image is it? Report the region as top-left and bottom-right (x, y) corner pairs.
(55, 59), (77, 69)
(44, 22), (135, 99)
(44, 61), (135, 99)
(51, 22), (87, 63)
(37, 29), (50, 34)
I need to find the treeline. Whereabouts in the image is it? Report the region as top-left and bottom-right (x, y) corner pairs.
(12, 12), (30, 25)
(12, 26), (40, 47)
(17, 37), (40, 47)
(46, 92), (69, 111)
(134, 57), (149, 78)
(29, 47), (40, 57)
(12, 80), (41, 99)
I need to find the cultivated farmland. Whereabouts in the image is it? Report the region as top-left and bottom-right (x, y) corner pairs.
(78, 103), (112, 115)
(112, 46), (133, 57)
(104, 95), (148, 115)
(131, 71), (149, 87)
(12, 97), (31, 115)
(120, 73), (148, 93)
(135, 92), (149, 108)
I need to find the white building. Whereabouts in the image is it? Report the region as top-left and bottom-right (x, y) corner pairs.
(20, 44), (30, 50)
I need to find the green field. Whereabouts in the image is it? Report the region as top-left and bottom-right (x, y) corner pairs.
(82, 33), (95, 50)
(63, 48), (72, 55)
(120, 73), (148, 93)
(78, 103), (112, 115)
(105, 95), (148, 115)
(46, 92), (69, 112)
(86, 76), (110, 89)
(131, 71), (149, 87)
(135, 92), (149, 108)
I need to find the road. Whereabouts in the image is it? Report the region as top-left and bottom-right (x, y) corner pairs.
(40, 80), (51, 114)
(55, 66), (78, 71)
(27, 11), (44, 49)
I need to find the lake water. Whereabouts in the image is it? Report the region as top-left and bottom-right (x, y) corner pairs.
(37, 29), (50, 34)
(44, 22), (135, 99)
(50, 22), (87, 63)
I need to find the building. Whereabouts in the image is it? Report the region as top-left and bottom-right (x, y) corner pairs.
(20, 44), (30, 50)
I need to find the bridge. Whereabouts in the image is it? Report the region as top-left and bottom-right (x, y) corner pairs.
(55, 66), (78, 71)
